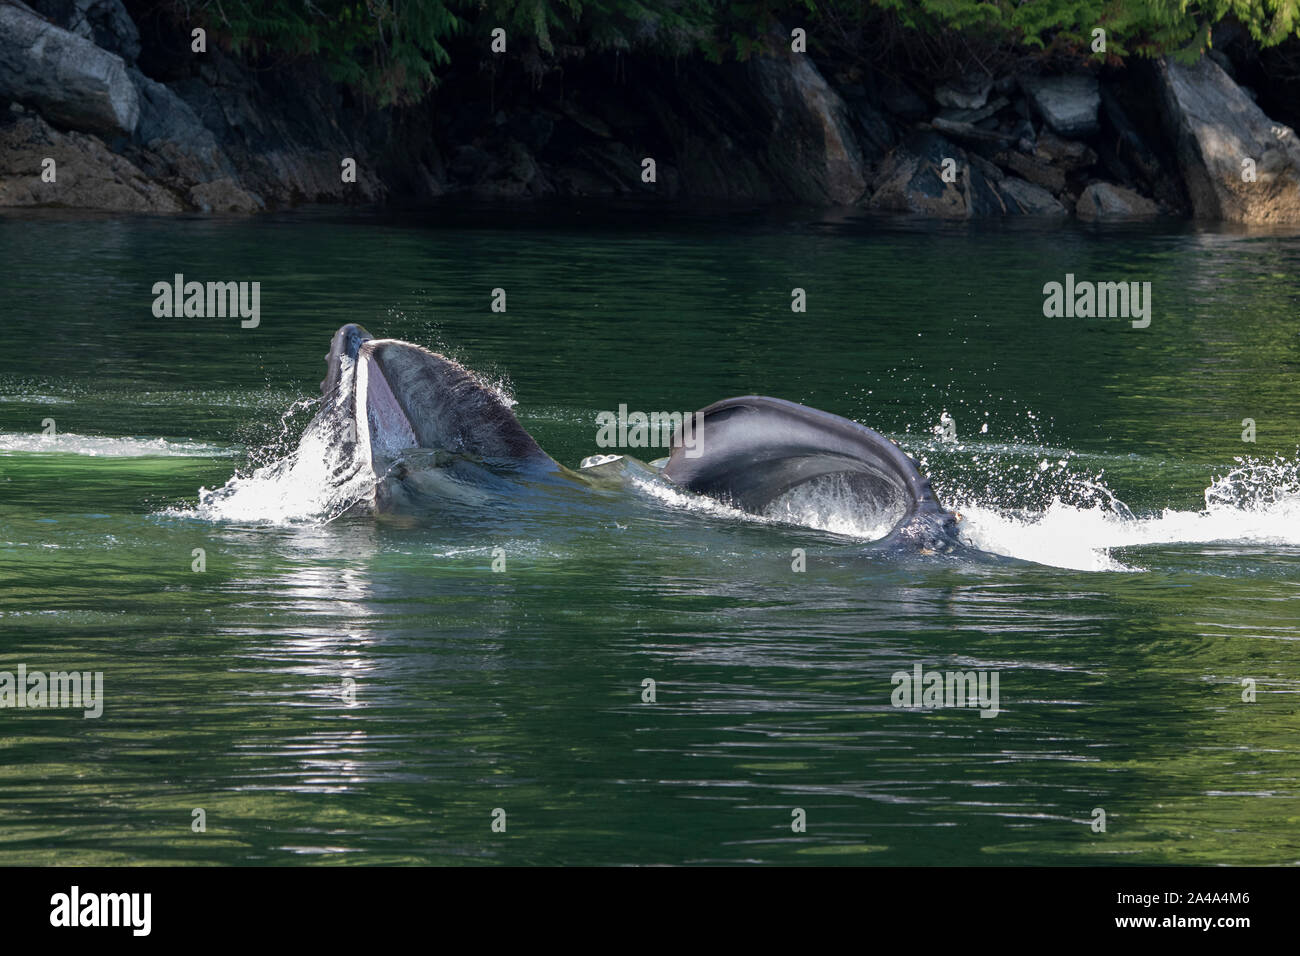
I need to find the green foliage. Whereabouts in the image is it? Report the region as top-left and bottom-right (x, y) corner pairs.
(192, 0), (463, 105)
(177, 0), (1300, 104)
(849, 1), (1300, 59)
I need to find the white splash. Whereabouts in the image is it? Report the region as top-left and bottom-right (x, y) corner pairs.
(762, 474), (906, 541)
(181, 423), (376, 524)
(635, 444), (1300, 572)
(954, 454), (1300, 571)
(631, 474), (758, 522)
(0, 432), (228, 457)
(630, 472), (902, 541)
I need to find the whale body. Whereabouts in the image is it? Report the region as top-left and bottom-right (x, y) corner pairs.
(304, 324), (962, 549)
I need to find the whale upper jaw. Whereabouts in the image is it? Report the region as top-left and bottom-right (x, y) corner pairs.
(313, 323), (559, 513)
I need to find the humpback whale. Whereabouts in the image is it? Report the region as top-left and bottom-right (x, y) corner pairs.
(309, 322), (569, 514)
(306, 324), (962, 549)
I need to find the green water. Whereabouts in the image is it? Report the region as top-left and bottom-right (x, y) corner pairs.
(1, 205), (1298, 865)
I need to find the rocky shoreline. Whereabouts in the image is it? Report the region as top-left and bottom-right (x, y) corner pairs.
(2, 0), (1299, 222)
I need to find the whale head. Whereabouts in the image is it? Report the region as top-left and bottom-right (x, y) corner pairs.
(312, 324), (557, 513)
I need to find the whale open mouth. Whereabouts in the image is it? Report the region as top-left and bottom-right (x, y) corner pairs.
(355, 344), (418, 464)
(316, 323), (558, 510)
(662, 395), (963, 551)
(761, 471), (912, 540)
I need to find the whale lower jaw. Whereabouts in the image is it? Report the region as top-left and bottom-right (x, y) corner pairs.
(662, 395), (964, 552)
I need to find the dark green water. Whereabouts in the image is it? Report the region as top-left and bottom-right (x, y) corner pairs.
(1, 205), (1298, 865)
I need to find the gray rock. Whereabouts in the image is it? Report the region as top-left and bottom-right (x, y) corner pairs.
(867, 130), (1066, 218)
(130, 70), (202, 146)
(448, 145), (495, 185)
(999, 176), (1068, 216)
(935, 74), (993, 111)
(188, 177), (263, 213)
(995, 149), (1066, 193)
(1075, 182), (1159, 220)
(0, 2), (139, 135)
(1034, 131), (1097, 170)
(121, 69), (263, 210)
(459, 139), (558, 199)
(748, 51), (867, 204)
(507, 111), (554, 152)
(558, 99), (614, 140)
(1008, 117), (1035, 149)
(128, 70), (228, 178)
(164, 49), (386, 207)
(936, 96), (1008, 127)
(1158, 54), (1300, 223)
(0, 111), (181, 210)
(930, 117), (1017, 148)
(969, 152), (1003, 183)
(868, 131), (977, 218)
(1020, 74), (1100, 137)
(27, 0), (140, 64)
